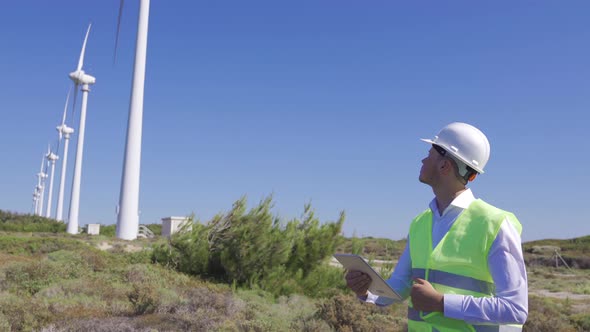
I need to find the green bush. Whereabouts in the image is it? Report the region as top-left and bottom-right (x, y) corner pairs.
(4, 253), (92, 295)
(299, 264), (347, 298)
(524, 295), (578, 331)
(0, 292), (52, 331)
(99, 224), (116, 237)
(145, 223), (162, 236)
(152, 196), (345, 298)
(572, 313), (590, 331)
(236, 289), (326, 331)
(351, 235), (365, 255)
(317, 293), (406, 331)
(0, 312), (10, 331)
(259, 265), (305, 297)
(0, 210), (66, 233)
(0, 236), (88, 255)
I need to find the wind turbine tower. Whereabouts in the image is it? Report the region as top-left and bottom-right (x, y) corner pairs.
(45, 146), (59, 218)
(55, 90), (75, 222)
(32, 188), (40, 215)
(66, 24), (96, 234)
(116, 0), (151, 240)
(36, 156), (48, 216)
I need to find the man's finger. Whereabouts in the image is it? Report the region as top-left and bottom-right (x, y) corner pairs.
(347, 274), (370, 288)
(413, 277), (426, 284)
(346, 270), (366, 278)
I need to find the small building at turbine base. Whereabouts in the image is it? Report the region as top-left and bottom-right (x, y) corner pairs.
(161, 216), (191, 237)
(87, 224), (101, 235)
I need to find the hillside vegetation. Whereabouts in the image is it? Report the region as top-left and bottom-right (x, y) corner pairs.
(0, 201), (589, 331)
(523, 236), (590, 269)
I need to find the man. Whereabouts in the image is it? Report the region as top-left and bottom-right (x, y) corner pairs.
(345, 122), (528, 331)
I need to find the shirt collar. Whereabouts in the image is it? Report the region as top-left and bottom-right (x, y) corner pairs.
(429, 188), (476, 216)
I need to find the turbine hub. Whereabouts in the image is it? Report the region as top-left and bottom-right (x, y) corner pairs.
(69, 70), (96, 85)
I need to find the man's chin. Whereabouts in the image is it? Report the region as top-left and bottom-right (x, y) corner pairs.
(418, 175), (428, 184)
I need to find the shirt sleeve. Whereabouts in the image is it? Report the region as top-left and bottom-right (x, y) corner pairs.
(362, 237), (413, 306)
(443, 218), (529, 324)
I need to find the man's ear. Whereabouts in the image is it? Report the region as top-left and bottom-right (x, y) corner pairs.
(439, 159), (452, 175)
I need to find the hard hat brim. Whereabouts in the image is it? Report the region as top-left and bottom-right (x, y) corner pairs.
(420, 138), (435, 144)
(419, 138), (485, 174)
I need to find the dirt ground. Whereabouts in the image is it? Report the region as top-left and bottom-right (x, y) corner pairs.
(96, 241), (143, 253)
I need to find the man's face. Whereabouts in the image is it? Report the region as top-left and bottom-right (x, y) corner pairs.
(419, 147), (443, 185)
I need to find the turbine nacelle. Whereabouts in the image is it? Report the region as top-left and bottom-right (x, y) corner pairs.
(69, 70), (96, 85)
(47, 152), (59, 161)
(56, 124), (75, 138)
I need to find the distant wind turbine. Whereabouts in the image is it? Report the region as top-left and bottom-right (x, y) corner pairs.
(55, 89), (75, 222)
(67, 24), (96, 234)
(36, 155), (48, 216)
(32, 189), (39, 214)
(35, 186), (42, 215)
(115, 0), (151, 240)
(45, 145), (59, 218)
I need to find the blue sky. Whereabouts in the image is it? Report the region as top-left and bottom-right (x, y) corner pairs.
(0, 1), (588, 242)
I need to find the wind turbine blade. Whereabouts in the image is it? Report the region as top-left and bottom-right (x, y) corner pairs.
(55, 137), (61, 156)
(40, 154), (45, 173)
(77, 23), (92, 71)
(61, 86), (72, 126)
(70, 83), (79, 123)
(113, 0), (124, 64)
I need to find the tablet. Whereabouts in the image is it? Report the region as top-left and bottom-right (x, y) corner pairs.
(334, 253), (402, 300)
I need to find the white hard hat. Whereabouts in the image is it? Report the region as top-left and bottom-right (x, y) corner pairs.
(420, 122), (490, 174)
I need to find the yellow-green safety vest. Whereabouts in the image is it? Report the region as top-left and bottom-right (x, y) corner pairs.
(408, 199), (523, 332)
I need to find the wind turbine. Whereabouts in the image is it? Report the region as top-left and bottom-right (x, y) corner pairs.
(115, 0), (151, 240)
(32, 188), (40, 215)
(66, 24), (96, 234)
(45, 145), (59, 218)
(55, 90), (75, 222)
(36, 155), (48, 216)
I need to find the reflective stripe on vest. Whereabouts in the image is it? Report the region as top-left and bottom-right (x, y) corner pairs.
(412, 268), (495, 294)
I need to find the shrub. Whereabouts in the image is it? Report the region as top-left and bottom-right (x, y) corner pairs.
(298, 264), (347, 298)
(524, 295), (578, 331)
(0, 312), (10, 331)
(145, 223), (162, 236)
(285, 203), (345, 278)
(351, 235), (365, 255)
(316, 293), (406, 331)
(152, 196), (345, 298)
(0, 236), (87, 255)
(4, 257), (91, 295)
(42, 318), (144, 332)
(128, 283), (161, 315)
(152, 223), (210, 275)
(0, 210), (66, 233)
(0, 292), (52, 331)
(572, 313), (590, 331)
(100, 224), (116, 237)
(236, 290), (325, 331)
(123, 248), (153, 265)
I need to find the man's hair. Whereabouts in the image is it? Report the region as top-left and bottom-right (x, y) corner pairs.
(444, 156), (468, 185)
(433, 144), (475, 185)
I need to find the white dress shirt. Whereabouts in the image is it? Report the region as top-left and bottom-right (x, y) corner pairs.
(367, 189), (528, 324)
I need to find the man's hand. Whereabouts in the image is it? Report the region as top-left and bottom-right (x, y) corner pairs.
(411, 278), (444, 312)
(345, 270), (371, 297)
